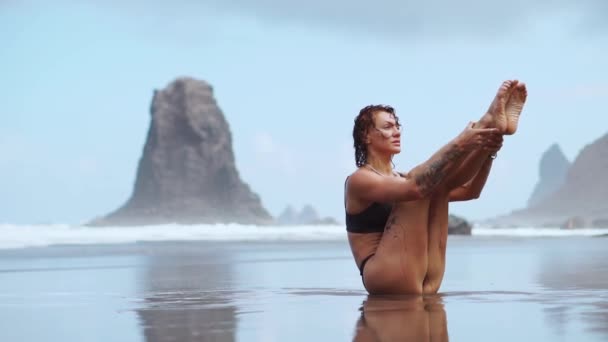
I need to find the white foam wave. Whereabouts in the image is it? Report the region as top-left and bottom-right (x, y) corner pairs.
(0, 223), (347, 250)
(472, 226), (608, 237)
(0, 223), (606, 250)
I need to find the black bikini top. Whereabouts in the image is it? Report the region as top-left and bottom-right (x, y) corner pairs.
(345, 201), (392, 233)
(344, 175), (393, 233)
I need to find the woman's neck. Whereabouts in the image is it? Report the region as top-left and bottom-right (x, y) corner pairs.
(365, 154), (393, 176)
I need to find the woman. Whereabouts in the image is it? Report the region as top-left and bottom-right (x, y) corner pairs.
(344, 80), (527, 295)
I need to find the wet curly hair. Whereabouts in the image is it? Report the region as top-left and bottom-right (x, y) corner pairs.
(353, 104), (401, 167)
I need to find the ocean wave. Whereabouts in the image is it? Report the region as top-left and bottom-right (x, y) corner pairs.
(472, 227), (608, 237)
(0, 223), (346, 250)
(0, 223), (606, 250)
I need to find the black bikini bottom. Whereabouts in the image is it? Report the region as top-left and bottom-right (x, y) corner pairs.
(359, 253), (375, 276)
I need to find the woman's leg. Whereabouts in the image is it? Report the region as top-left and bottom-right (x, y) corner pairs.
(424, 190), (450, 294)
(445, 79), (526, 188)
(443, 149), (491, 189)
(362, 199), (432, 295)
(423, 81), (527, 294)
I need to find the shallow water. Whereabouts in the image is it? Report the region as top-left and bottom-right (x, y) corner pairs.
(0, 236), (606, 341)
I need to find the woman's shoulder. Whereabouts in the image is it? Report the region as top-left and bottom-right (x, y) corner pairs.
(347, 167), (373, 182)
(348, 167), (408, 182)
(345, 168), (375, 207)
(346, 167), (385, 195)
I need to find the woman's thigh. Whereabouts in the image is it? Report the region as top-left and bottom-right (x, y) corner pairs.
(363, 199), (431, 295)
(424, 192), (450, 294)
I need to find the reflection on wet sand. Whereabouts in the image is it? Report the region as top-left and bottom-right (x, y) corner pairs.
(136, 248), (236, 342)
(538, 239), (608, 338)
(353, 295), (448, 342)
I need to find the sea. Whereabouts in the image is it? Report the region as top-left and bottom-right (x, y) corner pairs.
(0, 223), (607, 342)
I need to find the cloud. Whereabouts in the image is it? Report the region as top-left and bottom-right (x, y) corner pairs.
(13, 0), (606, 41)
(199, 0), (608, 39)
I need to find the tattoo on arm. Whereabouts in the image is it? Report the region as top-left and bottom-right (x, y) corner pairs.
(415, 145), (465, 196)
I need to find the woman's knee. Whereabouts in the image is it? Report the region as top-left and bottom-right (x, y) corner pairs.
(363, 260), (423, 295)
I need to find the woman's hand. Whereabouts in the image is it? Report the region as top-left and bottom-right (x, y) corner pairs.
(483, 134), (503, 153)
(456, 122), (501, 151)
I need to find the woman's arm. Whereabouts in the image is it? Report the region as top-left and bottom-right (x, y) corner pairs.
(448, 155), (495, 201)
(348, 123), (499, 203)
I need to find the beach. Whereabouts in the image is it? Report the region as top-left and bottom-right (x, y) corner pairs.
(0, 228), (607, 342)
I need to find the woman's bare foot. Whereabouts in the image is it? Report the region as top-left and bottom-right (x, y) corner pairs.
(478, 80), (517, 133)
(504, 82), (527, 135)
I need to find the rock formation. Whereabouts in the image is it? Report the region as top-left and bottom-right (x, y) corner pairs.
(490, 132), (608, 227)
(277, 204), (339, 225)
(277, 205), (298, 225)
(298, 205), (321, 224)
(527, 144), (570, 208)
(448, 215), (472, 235)
(90, 77), (272, 226)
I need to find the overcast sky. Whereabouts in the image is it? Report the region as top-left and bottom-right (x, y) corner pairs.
(1, 1), (607, 224)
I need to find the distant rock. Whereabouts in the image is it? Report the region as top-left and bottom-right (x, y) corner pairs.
(560, 216), (586, 229)
(591, 218), (608, 228)
(90, 77), (273, 226)
(277, 205), (339, 225)
(490, 132), (608, 227)
(314, 217), (341, 225)
(448, 215), (472, 235)
(277, 205), (298, 225)
(527, 144), (570, 208)
(298, 205), (319, 224)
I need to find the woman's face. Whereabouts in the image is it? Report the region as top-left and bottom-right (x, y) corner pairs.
(367, 111), (402, 155)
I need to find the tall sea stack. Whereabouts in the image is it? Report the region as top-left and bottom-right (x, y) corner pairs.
(91, 77), (273, 226)
(527, 144), (570, 208)
(489, 132), (608, 227)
